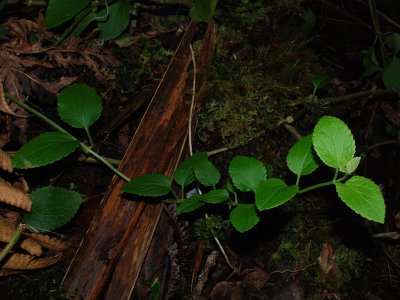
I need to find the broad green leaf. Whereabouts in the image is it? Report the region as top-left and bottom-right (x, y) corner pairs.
(189, 153), (220, 186)
(339, 156), (361, 174)
(12, 132), (79, 169)
(311, 74), (332, 91)
(229, 156), (266, 192)
(255, 179), (299, 211)
(385, 32), (400, 54)
(230, 204), (259, 233)
(122, 174), (171, 196)
(335, 176), (385, 223)
(69, 8), (98, 36)
(190, 0), (218, 22)
(176, 194), (204, 215)
(97, 0), (131, 40)
(46, 0), (89, 29)
(173, 159), (195, 188)
(23, 187), (83, 232)
(312, 116), (355, 169)
(201, 189), (229, 204)
(58, 83), (102, 130)
(362, 47), (381, 77)
(302, 9), (316, 37)
(383, 57), (400, 91)
(286, 134), (319, 176)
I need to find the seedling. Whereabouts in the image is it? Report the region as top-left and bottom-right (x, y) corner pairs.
(6, 84), (386, 239)
(123, 116), (386, 233)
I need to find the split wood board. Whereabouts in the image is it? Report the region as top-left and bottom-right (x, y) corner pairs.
(62, 21), (216, 300)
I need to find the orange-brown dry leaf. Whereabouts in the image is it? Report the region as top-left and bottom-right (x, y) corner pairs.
(0, 149), (12, 172)
(0, 269), (24, 276)
(1, 252), (62, 270)
(26, 232), (70, 252)
(318, 242), (342, 283)
(0, 177), (31, 212)
(0, 217), (42, 256)
(0, 114), (13, 148)
(12, 177), (30, 194)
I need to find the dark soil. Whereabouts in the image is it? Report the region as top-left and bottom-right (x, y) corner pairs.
(1, 1), (400, 299)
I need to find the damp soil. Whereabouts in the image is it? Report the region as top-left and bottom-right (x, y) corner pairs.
(1, 1), (400, 299)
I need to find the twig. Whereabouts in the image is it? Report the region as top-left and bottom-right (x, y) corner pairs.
(191, 250), (219, 299)
(188, 44), (237, 273)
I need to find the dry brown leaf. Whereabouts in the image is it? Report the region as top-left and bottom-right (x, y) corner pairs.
(1, 252), (62, 270)
(0, 178), (31, 212)
(0, 269), (24, 276)
(38, 76), (78, 94)
(318, 242), (342, 283)
(0, 150), (12, 172)
(26, 232), (70, 252)
(0, 217), (42, 256)
(0, 113), (13, 148)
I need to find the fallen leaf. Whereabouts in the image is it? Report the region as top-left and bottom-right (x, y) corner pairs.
(1, 252), (62, 270)
(241, 267), (269, 289)
(0, 177), (31, 212)
(318, 242), (342, 283)
(0, 216), (42, 256)
(210, 281), (243, 300)
(0, 149), (12, 172)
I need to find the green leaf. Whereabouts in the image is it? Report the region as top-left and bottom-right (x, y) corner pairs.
(176, 194), (204, 215)
(229, 156), (266, 192)
(362, 47), (381, 77)
(45, 0), (89, 29)
(385, 32), (400, 54)
(173, 159), (195, 188)
(97, 0), (131, 40)
(189, 153), (220, 186)
(69, 8), (98, 36)
(255, 179), (299, 211)
(58, 83), (102, 130)
(311, 74), (332, 91)
(201, 189), (229, 204)
(230, 204), (259, 233)
(286, 134), (319, 176)
(383, 57), (400, 91)
(302, 9), (316, 37)
(335, 176), (385, 223)
(312, 116), (355, 169)
(12, 132), (79, 169)
(122, 174), (171, 196)
(190, 0), (218, 22)
(23, 187), (83, 232)
(339, 156), (361, 174)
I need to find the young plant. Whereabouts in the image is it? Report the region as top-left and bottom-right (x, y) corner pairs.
(45, 0), (131, 42)
(122, 116), (386, 233)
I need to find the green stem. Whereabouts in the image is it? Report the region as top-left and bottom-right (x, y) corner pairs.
(298, 180), (334, 194)
(298, 173), (348, 194)
(295, 174), (300, 186)
(0, 225), (25, 264)
(6, 93), (70, 135)
(84, 146), (130, 182)
(85, 127), (94, 147)
(6, 93), (131, 182)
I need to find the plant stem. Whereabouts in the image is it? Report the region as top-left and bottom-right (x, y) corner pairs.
(85, 128), (94, 147)
(298, 173), (348, 194)
(6, 93), (70, 135)
(0, 225), (25, 264)
(84, 145), (131, 182)
(6, 93), (131, 182)
(298, 180), (334, 194)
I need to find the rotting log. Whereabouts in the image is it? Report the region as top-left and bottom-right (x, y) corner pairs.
(62, 20), (216, 300)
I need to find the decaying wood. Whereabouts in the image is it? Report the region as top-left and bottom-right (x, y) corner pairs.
(62, 21), (216, 299)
